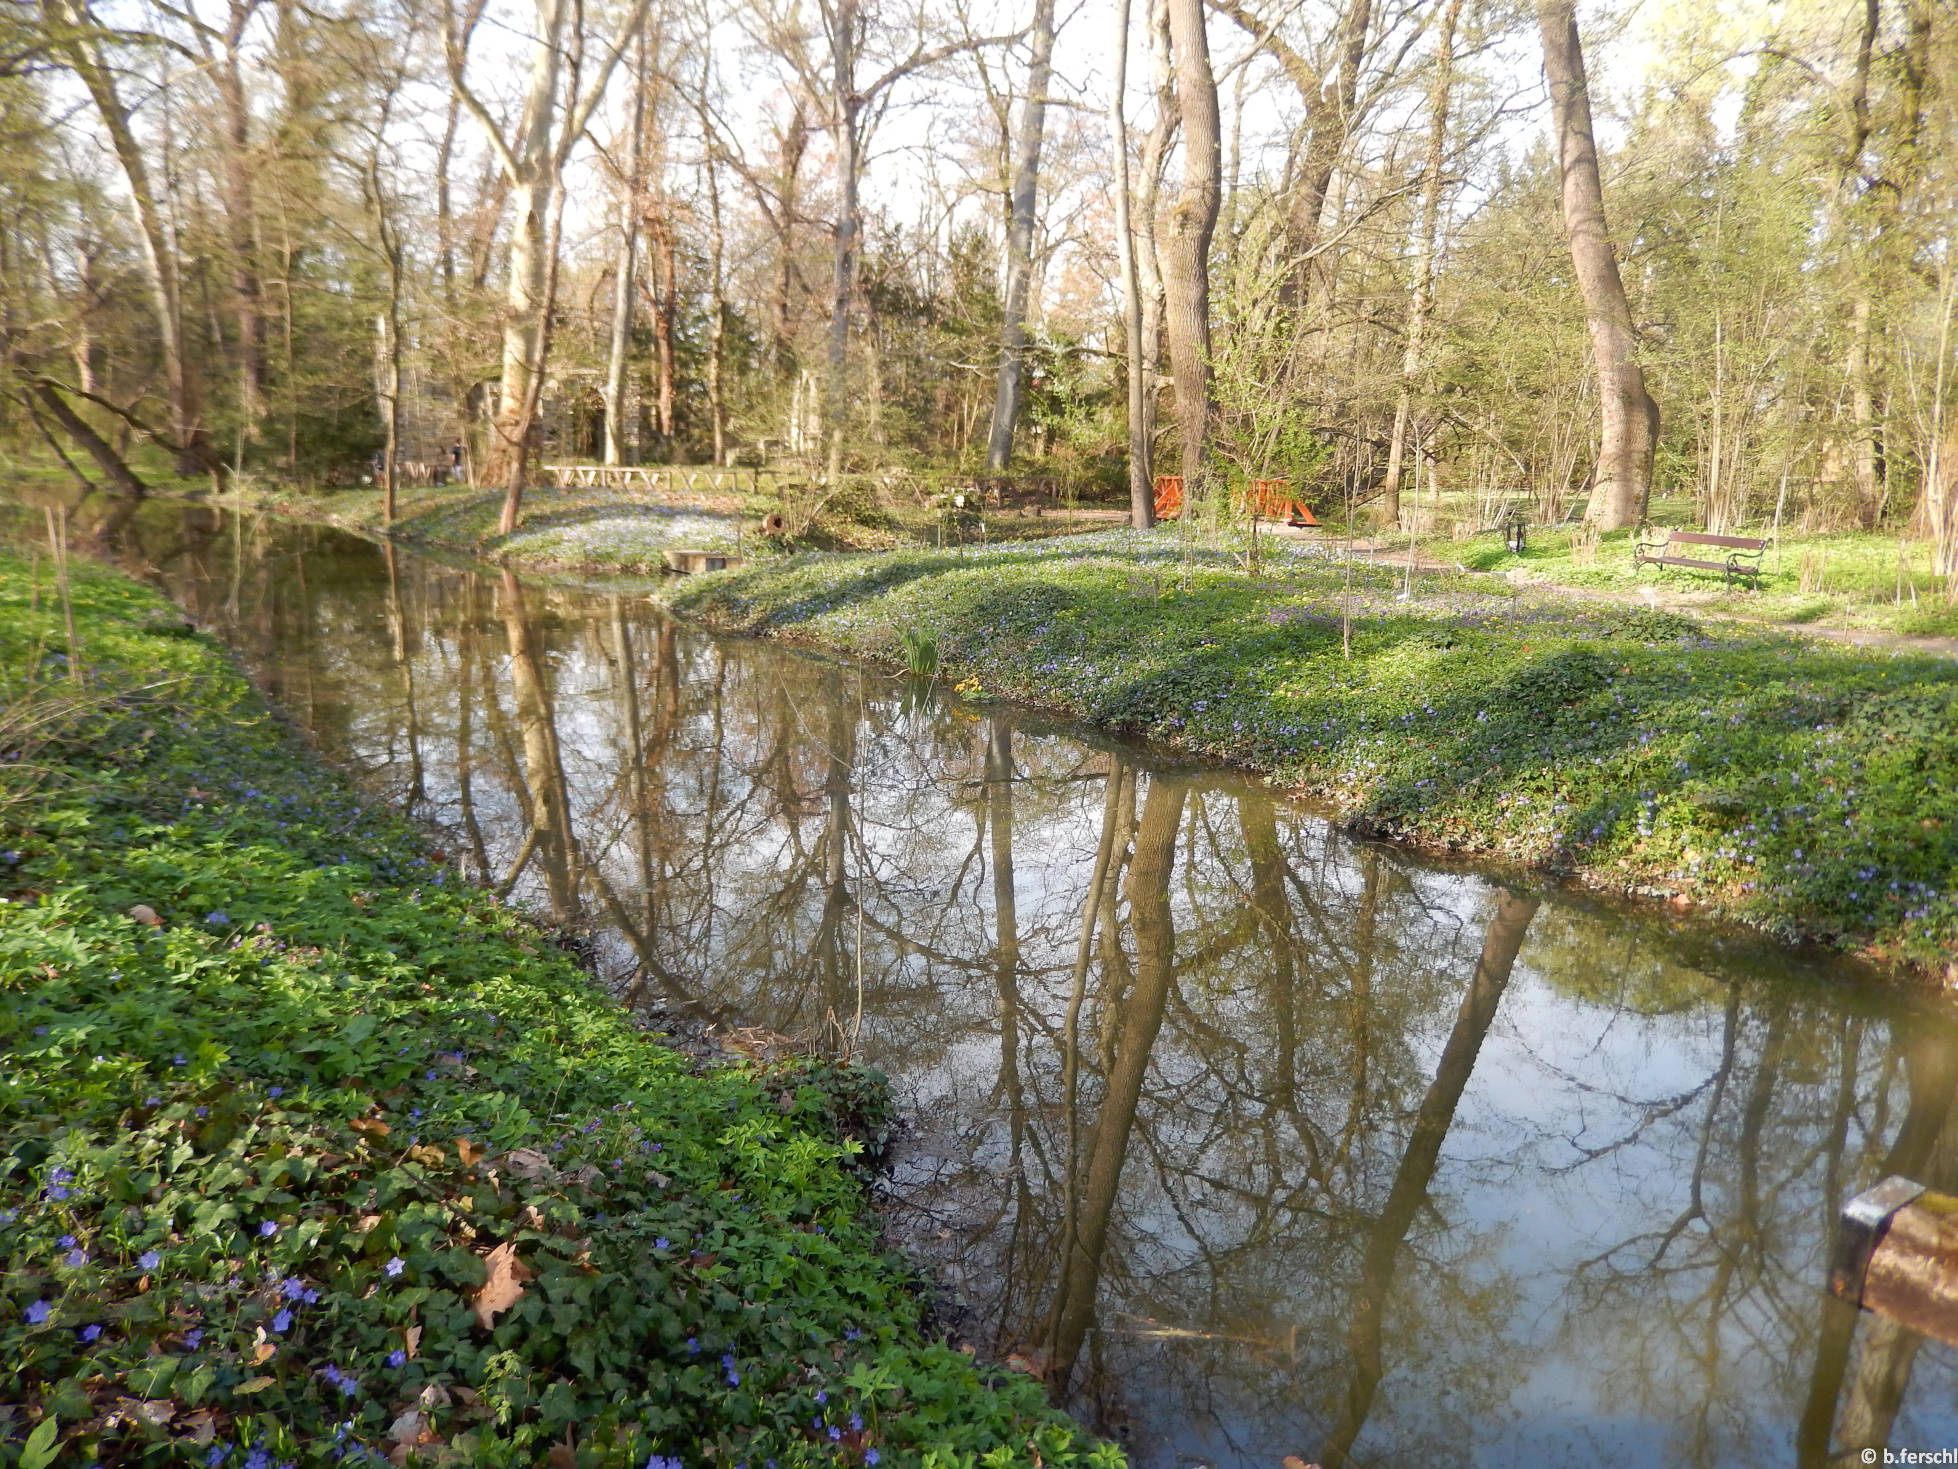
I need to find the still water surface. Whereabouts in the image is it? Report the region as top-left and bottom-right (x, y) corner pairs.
(69, 499), (1958, 1467)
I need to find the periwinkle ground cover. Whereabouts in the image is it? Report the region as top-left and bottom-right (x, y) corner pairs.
(671, 530), (1958, 972)
(0, 552), (1117, 1468)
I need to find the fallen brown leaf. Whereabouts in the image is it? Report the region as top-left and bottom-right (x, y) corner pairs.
(503, 1148), (554, 1181)
(473, 1242), (533, 1329)
(128, 904), (163, 927)
(455, 1138), (484, 1167)
(350, 1117), (391, 1140)
(403, 1324), (422, 1360)
(408, 1144), (446, 1167)
(235, 1376), (275, 1395)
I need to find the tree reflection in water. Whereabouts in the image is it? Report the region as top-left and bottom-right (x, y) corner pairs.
(75, 503), (1958, 1469)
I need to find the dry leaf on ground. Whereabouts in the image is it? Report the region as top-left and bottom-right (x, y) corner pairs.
(473, 1241), (533, 1329)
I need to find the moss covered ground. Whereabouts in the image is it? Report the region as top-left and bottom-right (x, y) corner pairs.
(668, 531), (1958, 976)
(0, 550), (1117, 1468)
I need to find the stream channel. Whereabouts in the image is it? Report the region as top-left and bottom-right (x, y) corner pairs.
(59, 496), (1958, 1467)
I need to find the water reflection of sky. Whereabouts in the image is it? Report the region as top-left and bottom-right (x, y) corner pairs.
(85, 500), (1958, 1469)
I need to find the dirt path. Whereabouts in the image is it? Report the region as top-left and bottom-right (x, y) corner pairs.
(1504, 571), (1958, 661)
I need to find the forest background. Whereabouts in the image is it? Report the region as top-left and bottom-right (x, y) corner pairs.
(3, 0), (1957, 592)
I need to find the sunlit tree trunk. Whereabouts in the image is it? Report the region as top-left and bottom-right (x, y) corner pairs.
(823, 0), (863, 481)
(1160, 0), (1220, 495)
(1111, 0), (1153, 526)
(984, 0), (1058, 472)
(1536, 0), (1656, 531)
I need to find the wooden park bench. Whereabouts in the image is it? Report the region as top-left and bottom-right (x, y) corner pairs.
(1633, 527), (1769, 589)
(1832, 1176), (1958, 1349)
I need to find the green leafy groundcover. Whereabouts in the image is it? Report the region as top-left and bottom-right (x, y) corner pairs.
(671, 532), (1958, 972)
(0, 551), (1118, 1469)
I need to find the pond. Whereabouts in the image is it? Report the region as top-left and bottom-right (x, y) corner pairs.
(50, 496), (1958, 1467)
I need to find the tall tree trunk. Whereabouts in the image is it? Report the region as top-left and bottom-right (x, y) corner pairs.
(1379, 0), (1461, 525)
(1536, 0), (1657, 531)
(704, 145), (729, 466)
(654, 210), (678, 445)
(603, 35), (650, 467)
(1111, 0), (1154, 526)
(1160, 0), (1221, 496)
(772, 104), (809, 379)
(985, 0), (1060, 472)
(209, 2), (265, 443)
(824, 0), (863, 481)
(1135, 0), (1174, 511)
(51, 0), (203, 474)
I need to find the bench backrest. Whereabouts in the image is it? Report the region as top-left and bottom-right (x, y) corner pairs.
(1665, 530), (1769, 551)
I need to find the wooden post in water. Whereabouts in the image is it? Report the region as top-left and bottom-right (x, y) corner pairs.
(1832, 1177), (1958, 1349)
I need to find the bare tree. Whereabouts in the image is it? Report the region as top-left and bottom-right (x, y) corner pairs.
(445, 0), (652, 528)
(984, 0), (1059, 472)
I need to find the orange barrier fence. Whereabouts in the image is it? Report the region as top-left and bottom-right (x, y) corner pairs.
(1153, 475), (1184, 520)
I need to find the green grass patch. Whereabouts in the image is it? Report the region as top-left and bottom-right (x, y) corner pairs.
(671, 532), (1958, 972)
(0, 552), (1116, 1467)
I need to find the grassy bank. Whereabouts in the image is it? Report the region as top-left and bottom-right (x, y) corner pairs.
(668, 532), (1958, 975)
(0, 553), (1116, 1466)
(210, 479), (1120, 573)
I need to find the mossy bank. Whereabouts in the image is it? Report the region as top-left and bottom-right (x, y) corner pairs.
(0, 550), (1117, 1467)
(667, 533), (1958, 977)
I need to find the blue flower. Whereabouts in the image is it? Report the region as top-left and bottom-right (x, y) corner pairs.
(258, 1220), (278, 1237)
(173, 1054), (188, 1066)
(140, 1249), (162, 1271)
(24, 1300), (50, 1325)
(387, 1349), (407, 1368)
(655, 1237), (671, 1251)
(384, 1257), (405, 1278)
(272, 1309), (292, 1333)
(46, 1185), (70, 1201)
(206, 911), (229, 925)
(185, 1328), (204, 1347)
(245, 1449), (271, 1469)
(59, 1234), (75, 1248)
(80, 1323), (103, 1343)
(865, 1453), (880, 1466)
(282, 1277), (305, 1299)
(206, 1447), (229, 1468)
(64, 1248), (87, 1269)
(268, 1087), (283, 1098)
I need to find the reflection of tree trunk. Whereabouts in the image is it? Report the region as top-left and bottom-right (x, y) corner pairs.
(1045, 774), (1186, 1389)
(1095, 765), (1138, 1075)
(1320, 889), (1538, 1469)
(454, 585), (491, 882)
(986, 719), (1035, 1346)
(383, 543), (424, 812)
(812, 677), (858, 1024)
(1798, 1026), (1958, 1469)
(1241, 793), (1298, 1110)
(498, 569), (578, 920)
